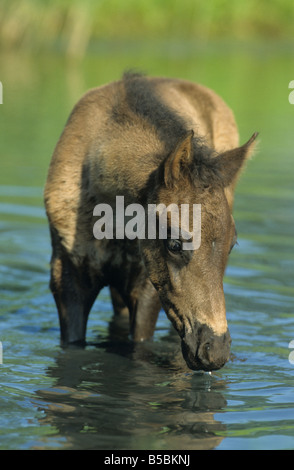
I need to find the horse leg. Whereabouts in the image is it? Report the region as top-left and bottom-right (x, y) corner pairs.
(110, 286), (129, 316)
(128, 280), (162, 342)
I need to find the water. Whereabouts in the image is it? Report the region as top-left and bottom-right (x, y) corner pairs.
(0, 41), (294, 450)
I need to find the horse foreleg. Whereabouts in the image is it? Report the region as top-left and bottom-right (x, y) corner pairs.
(50, 252), (102, 345)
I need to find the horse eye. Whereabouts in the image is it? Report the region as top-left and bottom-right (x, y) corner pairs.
(166, 238), (182, 253)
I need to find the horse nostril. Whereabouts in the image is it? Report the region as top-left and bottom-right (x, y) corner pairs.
(202, 338), (214, 355)
(201, 341), (212, 362)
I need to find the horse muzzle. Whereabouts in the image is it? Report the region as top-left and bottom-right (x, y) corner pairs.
(181, 323), (231, 371)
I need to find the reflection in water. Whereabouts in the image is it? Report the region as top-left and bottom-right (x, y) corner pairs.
(35, 315), (228, 450)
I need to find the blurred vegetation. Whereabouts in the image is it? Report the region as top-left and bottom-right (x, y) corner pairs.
(0, 0), (294, 57)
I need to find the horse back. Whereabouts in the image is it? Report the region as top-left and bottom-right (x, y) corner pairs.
(44, 76), (239, 253)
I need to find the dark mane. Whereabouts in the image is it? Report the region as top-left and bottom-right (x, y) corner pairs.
(122, 72), (221, 185)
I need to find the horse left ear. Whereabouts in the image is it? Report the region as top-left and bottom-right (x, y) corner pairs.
(164, 130), (194, 188)
(218, 132), (259, 190)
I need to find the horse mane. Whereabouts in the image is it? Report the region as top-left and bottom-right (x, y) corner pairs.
(122, 72), (221, 187)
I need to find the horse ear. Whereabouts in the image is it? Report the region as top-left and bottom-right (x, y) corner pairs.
(218, 132), (258, 204)
(164, 130), (194, 188)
